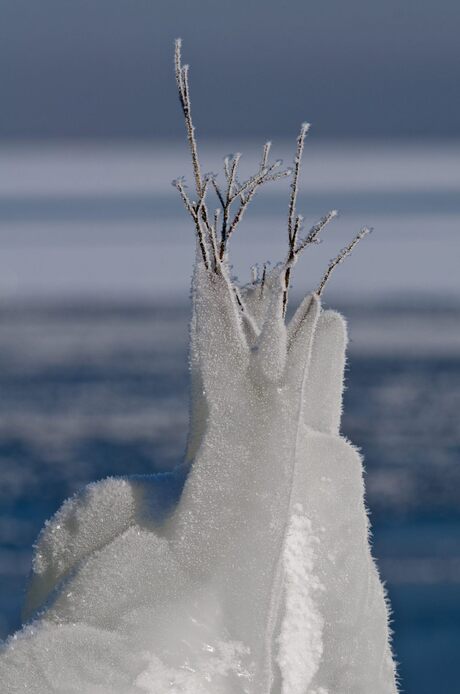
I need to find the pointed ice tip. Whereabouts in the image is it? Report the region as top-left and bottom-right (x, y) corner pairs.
(274, 159), (283, 167)
(301, 122), (311, 132)
(331, 209), (339, 217)
(175, 38), (182, 48)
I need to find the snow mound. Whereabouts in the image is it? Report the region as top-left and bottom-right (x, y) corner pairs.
(1, 261), (397, 693)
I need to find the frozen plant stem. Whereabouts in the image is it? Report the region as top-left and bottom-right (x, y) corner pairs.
(316, 227), (372, 297)
(287, 123), (310, 245)
(282, 209), (339, 315)
(175, 39), (202, 198)
(282, 123), (309, 315)
(173, 38), (372, 314)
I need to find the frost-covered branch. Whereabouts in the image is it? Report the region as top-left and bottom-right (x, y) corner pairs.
(175, 39), (202, 198)
(295, 210), (338, 255)
(172, 175), (215, 270)
(260, 263), (268, 295)
(173, 40), (291, 269)
(287, 122), (310, 244)
(316, 227), (372, 296)
(282, 123), (313, 314)
(213, 150), (291, 260)
(282, 208), (338, 313)
(173, 39), (372, 312)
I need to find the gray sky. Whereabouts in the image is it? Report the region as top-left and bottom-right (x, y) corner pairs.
(0, 0), (459, 140)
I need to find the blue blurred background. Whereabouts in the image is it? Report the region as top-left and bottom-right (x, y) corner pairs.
(0, 2), (459, 692)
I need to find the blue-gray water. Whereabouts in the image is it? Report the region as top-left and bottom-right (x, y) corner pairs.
(0, 300), (459, 693)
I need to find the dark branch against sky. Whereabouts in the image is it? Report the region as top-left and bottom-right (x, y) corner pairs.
(0, 0), (458, 140)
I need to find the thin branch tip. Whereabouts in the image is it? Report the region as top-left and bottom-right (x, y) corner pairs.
(316, 226), (371, 297)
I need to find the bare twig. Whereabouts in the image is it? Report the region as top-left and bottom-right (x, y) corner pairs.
(223, 155), (231, 180)
(260, 262), (268, 296)
(219, 153), (242, 258)
(259, 169), (292, 184)
(172, 176), (213, 269)
(209, 209), (220, 270)
(213, 208), (221, 237)
(175, 39), (202, 197)
(288, 122), (310, 244)
(172, 177), (195, 217)
(282, 212), (303, 315)
(294, 210), (338, 255)
(261, 141), (272, 170)
(225, 161), (287, 243)
(282, 210), (339, 314)
(316, 227), (371, 297)
(227, 153), (241, 199)
(210, 178), (226, 208)
(282, 122), (311, 314)
(232, 157), (282, 202)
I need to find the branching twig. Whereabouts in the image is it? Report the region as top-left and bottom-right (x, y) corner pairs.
(282, 210), (339, 314)
(288, 122), (310, 244)
(216, 152), (290, 260)
(232, 157), (282, 202)
(294, 210), (338, 255)
(172, 177), (195, 217)
(282, 212), (302, 315)
(172, 176), (214, 270)
(172, 40), (372, 311)
(282, 122), (311, 314)
(316, 227), (372, 297)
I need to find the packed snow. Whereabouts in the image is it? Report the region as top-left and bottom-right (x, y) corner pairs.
(0, 257), (397, 692)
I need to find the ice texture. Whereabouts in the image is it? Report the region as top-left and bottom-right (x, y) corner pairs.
(0, 258), (397, 693)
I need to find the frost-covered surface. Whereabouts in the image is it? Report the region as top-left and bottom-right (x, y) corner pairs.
(0, 259), (397, 692)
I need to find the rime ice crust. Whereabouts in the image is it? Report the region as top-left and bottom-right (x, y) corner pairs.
(0, 262), (397, 693)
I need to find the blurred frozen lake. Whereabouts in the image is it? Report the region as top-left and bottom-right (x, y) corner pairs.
(0, 139), (459, 301)
(0, 141), (459, 693)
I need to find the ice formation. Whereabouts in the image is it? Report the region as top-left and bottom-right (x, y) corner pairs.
(0, 40), (398, 694)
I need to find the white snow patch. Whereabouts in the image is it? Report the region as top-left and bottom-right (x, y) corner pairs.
(277, 503), (324, 694)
